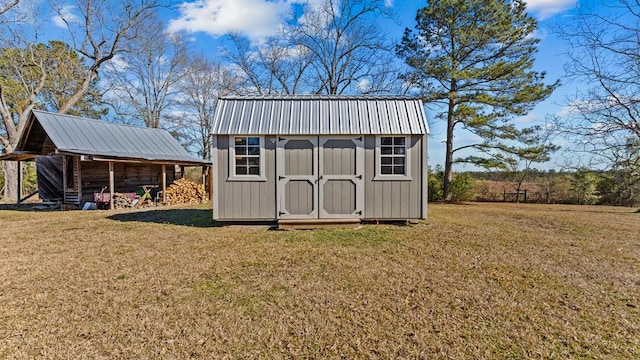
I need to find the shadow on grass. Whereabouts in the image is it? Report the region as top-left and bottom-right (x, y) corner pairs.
(107, 208), (279, 228)
(0, 203), (51, 211)
(108, 209), (220, 228)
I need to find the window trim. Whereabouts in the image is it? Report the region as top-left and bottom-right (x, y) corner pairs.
(228, 135), (267, 181)
(374, 135), (412, 181)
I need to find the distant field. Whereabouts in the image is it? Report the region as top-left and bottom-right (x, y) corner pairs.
(0, 203), (638, 358)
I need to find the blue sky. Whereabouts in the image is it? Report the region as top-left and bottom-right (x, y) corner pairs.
(43, 0), (608, 169)
(162, 0), (594, 170)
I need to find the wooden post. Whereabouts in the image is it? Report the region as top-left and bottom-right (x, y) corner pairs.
(16, 160), (21, 206)
(208, 166), (213, 201)
(162, 164), (167, 203)
(109, 161), (115, 210)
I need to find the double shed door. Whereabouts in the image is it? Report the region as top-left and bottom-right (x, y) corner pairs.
(276, 136), (364, 219)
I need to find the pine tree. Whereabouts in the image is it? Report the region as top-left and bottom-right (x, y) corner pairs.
(397, 0), (558, 199)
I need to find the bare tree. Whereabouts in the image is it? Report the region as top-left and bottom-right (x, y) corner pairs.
(293, 0), (397, 94)
(0, 0), (165, 201)
(104, 15), (189, 128)
(0, 0), (19, 16)
(223, 32), (313, 95)
(177, 55), (240, 160)
(491, 125), (558, 202)
(222, 0), (398, 95)
(555, 0), (640, 169)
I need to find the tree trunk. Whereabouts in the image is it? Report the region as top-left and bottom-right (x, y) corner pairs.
(443, 92), (456, 201)
(443, 129), (454, 201)
(2, 160), (18, 202)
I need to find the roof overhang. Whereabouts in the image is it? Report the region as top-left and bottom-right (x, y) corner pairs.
(213, 95), (430, 136)
(0, 150), (210, 166)
(0, 151), (39, 162)
(4, 110), (210, 166)
(87, 155), (210, 166)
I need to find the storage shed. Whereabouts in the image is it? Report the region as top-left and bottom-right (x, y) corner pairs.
(2, 110), (210, 208)
(211, 95), (430, 223)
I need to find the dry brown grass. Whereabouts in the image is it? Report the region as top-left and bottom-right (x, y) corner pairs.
(0, 203), (638, 359)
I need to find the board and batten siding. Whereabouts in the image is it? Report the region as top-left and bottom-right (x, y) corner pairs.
(211, 96), (429, 221)
(282, 138), (316, 216)
(214, 135), (277, 220)
(363, 135), (426, 220)
(321, 138), (359, 216)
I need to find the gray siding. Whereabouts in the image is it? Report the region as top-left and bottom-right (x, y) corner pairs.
(214, 134), (426, 221)
(284, 139), (314, 176)
(320, 139), (358, 216)
(285, 180), (314, 215)
(363, 135), (425, 220)
(322, 180), (356, 215)
(215, 135), (277, 220)
(322, 139), (355, 175)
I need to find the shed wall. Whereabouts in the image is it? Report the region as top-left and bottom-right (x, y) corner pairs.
(213, 134), (426, 221)
(363, 135), (425, 220)
(214, 135), (277, 220)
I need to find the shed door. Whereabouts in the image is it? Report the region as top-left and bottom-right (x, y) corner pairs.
(277, 136), (363, 219)
(319, 136), (364, 218)
(277, 137), (318, 219)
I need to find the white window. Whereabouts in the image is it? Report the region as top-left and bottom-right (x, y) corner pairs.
(229, 136), (266, 181)
(375, 136), (412, 180)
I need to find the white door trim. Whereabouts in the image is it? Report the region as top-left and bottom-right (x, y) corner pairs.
(318, 136), (364, 219)
(276, 136), (318, 219)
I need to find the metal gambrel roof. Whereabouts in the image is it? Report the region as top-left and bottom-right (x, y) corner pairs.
(212, 95), (430, 135)
(12, 110), (208, 165)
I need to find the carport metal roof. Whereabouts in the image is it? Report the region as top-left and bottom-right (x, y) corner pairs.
(1, 110), (208, 166)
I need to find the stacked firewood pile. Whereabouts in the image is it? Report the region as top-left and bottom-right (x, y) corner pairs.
(112, 193), (134, 209)
(164, 178), (206, 205)
(112, 193), (154, 209)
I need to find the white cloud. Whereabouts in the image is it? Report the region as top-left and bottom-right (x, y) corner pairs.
(168, 0), (305, 41)
(384, 0), (393, 8)
(356, 78), (371, 92)
(104, 54), (129, 73)
(51, 5), (79, 28)
(515, 113), (538, 124)
(524, 0), (575, 20)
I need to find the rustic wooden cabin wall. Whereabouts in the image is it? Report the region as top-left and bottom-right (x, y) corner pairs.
(35, 155), (64, 201)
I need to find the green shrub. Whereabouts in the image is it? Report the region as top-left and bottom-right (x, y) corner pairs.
(449, 173), (476, 202)
(428, 165), (444, 201)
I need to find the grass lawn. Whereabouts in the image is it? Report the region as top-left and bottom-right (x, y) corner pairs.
(0, 202), (638, 358)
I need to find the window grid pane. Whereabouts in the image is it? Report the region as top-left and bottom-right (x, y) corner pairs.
(234, 136), (261, 176)
(380, 136), (406, 176)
